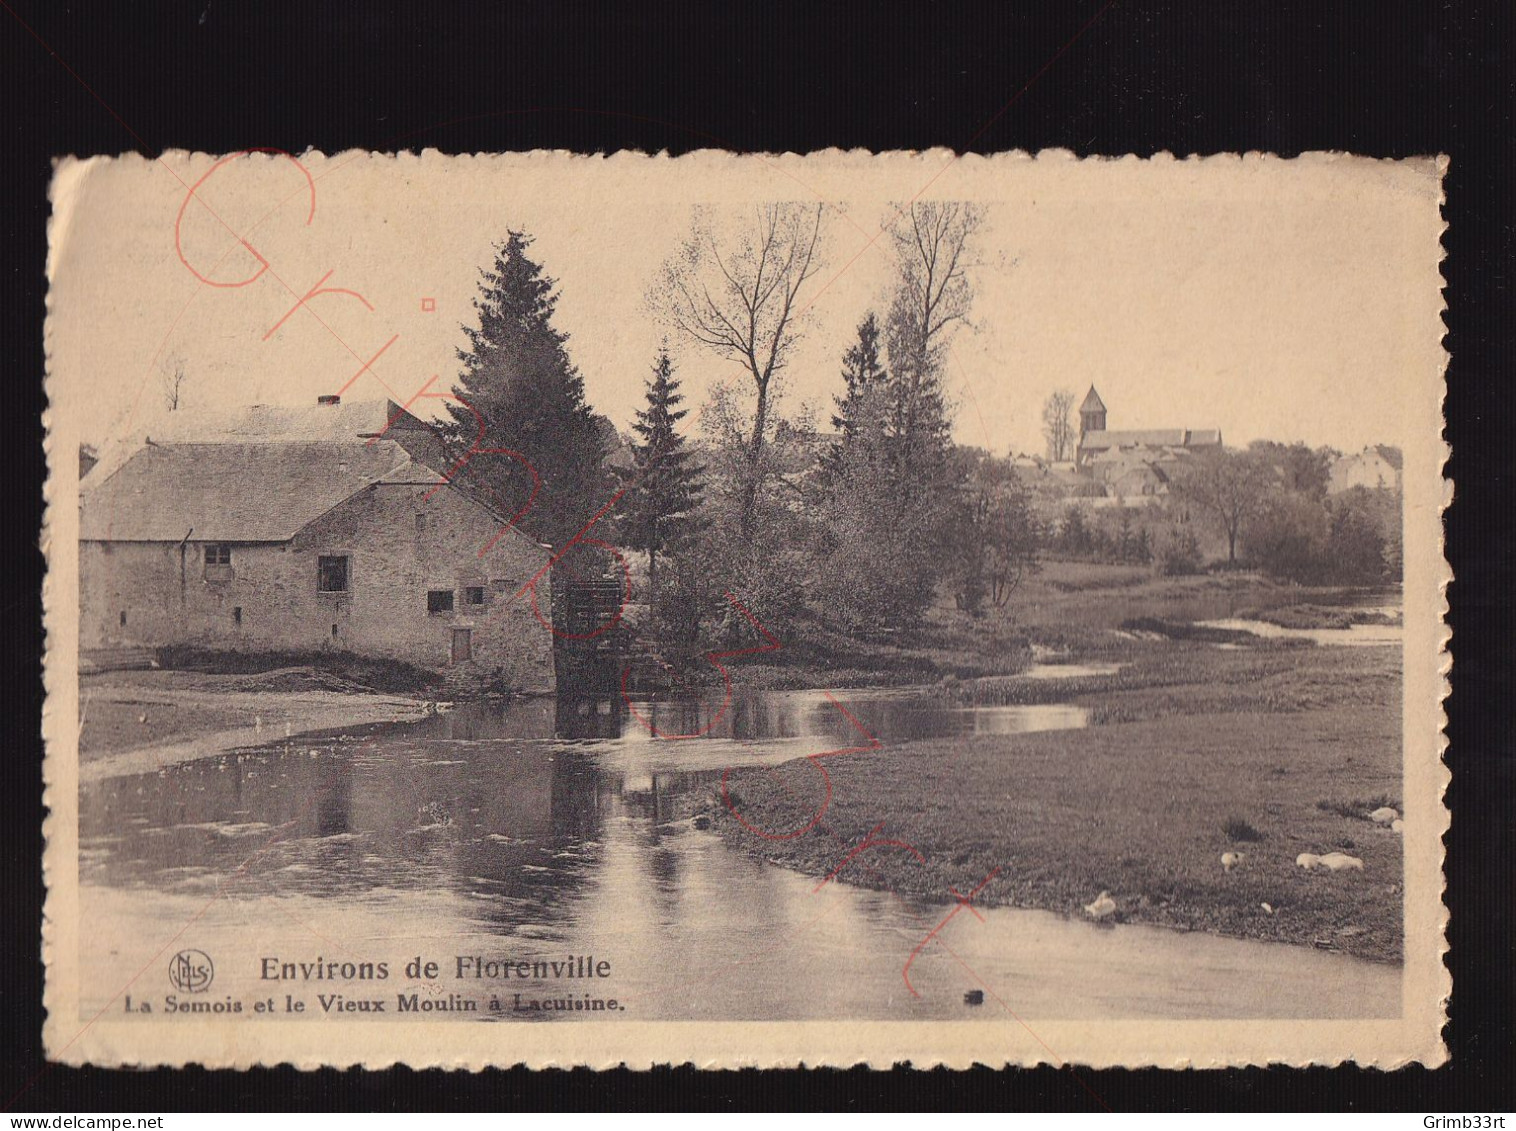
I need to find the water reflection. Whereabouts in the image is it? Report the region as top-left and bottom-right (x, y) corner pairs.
(77, 689), (1397, 1021)
(316, 688), (1091, 753)
(1197, 617), (1403, 648)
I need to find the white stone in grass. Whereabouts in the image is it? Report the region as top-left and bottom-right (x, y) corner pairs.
(1083, 891), (1117, 920)
(1369, 806), (1400, 825)
(1221, 851), (1245, 872)
(1318, 852), (1365, 872)
(1296, 853), (1321, 869)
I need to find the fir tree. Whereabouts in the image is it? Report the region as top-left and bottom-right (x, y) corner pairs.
(620, 348), (703, 595)
(879, 201), (979, 506)
(883, 286), (955, 501)
(448, 231), (605, 548)
(819, 313), (889, 483)
(811, 312), (941, 632)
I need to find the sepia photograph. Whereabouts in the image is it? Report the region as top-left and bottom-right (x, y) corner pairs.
(42, 150), (1447, 1069)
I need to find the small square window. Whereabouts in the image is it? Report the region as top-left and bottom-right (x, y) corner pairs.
(464, 586), (485, 605)
(427, 590), (454, 614)
(318, 555), (349, 593)
(204, 542), (234, 580)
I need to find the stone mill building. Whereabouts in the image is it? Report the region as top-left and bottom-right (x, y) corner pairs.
(78, 397), (557, 692)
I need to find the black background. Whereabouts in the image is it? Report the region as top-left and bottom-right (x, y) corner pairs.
(1, 0), (1511, 1113)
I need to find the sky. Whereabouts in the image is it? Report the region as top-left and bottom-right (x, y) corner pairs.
(48, 150), (1444, 461)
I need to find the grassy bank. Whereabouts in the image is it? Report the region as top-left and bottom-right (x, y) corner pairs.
(1009, 564), (1378, 653)
(698, 642), (1403, 963)
(947, 638), (1394, 721)
(728, 618), (1034, 689)
(155, 646), (442, 693)
(78, 668), (430, 777)
(708, 564), (1377, 689)
(1234, 602), (1403, 630)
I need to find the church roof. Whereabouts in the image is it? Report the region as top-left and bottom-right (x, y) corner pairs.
(1080, 428), (1221, 452)
(1080, 386), (1107, 413)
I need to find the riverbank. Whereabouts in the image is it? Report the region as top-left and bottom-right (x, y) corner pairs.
(77, 669), (431, 782)
(716, 564), (1380, 688)
(697, 642), (1403, 964)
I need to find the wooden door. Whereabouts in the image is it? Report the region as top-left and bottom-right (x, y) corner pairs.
(451, 628), (472, 662)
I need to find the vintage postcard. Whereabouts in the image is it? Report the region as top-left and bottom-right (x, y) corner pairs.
(41, 150), (1448, 1069)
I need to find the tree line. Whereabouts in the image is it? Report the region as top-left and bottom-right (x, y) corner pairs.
(1189, 443), (1401, 584)
(439, 211), (1400, 656)
(441, 204), (1044, 649)
(1047, 442), (1401, 585)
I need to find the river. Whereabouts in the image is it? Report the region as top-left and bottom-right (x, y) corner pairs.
(77, 688), (1399, 1022)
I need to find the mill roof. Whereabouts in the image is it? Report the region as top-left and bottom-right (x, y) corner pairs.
(147, 398), (424, 443)
(79, 440), (439, 542)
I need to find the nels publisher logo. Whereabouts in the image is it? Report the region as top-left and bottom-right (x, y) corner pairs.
(168, 949), (215, 994)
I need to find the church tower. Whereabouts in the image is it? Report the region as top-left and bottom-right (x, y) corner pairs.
(1079, 385), (1107, 439)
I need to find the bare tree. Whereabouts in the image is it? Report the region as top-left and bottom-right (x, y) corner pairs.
(883, 202), (981, 455)
(652, 203), (824, 538)
(887, 201), (981, 361)
(1172, 449), (1278, 567)
(885, 200), (976, 400)
(1041, 388), (1076, 461)
(160, 354), (187, 411)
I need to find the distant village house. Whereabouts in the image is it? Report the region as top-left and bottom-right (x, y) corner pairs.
(1328, 445), (1403, 494)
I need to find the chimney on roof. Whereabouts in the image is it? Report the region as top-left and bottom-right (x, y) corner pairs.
(317, 395), (341, 406)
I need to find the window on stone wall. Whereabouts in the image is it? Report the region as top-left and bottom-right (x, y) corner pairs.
(464, 586), (485, 605)
(427, 589), (454, 614)
(204, 542), (234, 581)
(318, 555), (349, 592)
